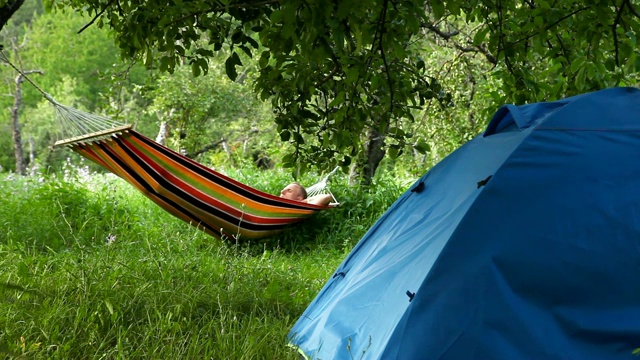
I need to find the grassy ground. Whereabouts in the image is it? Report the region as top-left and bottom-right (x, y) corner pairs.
(0, 164), (411, 359)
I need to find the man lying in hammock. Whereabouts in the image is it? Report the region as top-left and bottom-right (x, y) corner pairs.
(280, 182), (333, 206)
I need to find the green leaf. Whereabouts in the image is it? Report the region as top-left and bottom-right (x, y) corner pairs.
(270, 9), (282, 23)
(387, 146), (399, 159)
(575, 66), (586, 90)
(239, 45), (252, 58)
(414, 139), (430, 154)
(195, 48), (214, 57)
(159, 56), (172, 72)
(473, 27), (490, 46)
(336, 0), (352, 19)
(225, 52), (242, 80)
(259, 51), (270, 68)
(345, 66), (360, 84)
(431, 0), (445, 20)
(231, 31), (243, 44)
(143, 49), (153, 65)
(293, 132), (305, 145)
(570, 56), (586, 73)
(282, 152), (296, 168)
(627, 30), (637, 47)
(246, 36), (259, 49)
(604, 56), (616, 71)
(191, 61), (201, 77)
(388, 127), (406, 137)
(533, 16), (543, 27)
(446, 1), (460, 16)
(329, 92), (346, 107)
(280, 130), (291, 141)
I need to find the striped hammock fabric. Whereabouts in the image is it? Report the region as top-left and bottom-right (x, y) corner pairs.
(60, 128), (333, 240)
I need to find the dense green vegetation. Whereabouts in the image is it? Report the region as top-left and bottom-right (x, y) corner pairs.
(41, 0), (640, 179)
(1, 1), (510, 182)
(0, 164), (409, 359)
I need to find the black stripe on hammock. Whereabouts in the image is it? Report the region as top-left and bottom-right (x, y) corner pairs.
(132, 131), (327, 210)
(110, 135), (295, 232)
(82, 142), (225, 239)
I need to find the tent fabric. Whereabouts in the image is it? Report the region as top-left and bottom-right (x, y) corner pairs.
(67, 129), (331, 240)
(289, 87), (640, 359)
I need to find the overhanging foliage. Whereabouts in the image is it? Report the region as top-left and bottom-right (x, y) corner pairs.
(41, 0), (640, 174)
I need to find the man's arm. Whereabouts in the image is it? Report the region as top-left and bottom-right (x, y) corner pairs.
(305, 194), (333, 206)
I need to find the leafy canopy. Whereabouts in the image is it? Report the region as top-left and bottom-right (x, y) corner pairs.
(43, 0), (640, 173)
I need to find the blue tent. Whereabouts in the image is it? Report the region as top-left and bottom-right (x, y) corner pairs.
(289, 87), (640, 359)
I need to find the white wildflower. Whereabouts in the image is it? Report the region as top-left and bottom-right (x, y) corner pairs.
(106, 233), (116, 245)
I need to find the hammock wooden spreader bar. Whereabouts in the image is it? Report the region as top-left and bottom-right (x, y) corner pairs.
(58, 128), (333, 240)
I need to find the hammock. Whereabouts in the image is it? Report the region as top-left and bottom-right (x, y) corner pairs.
(59, 127), (338, 240)
(1, 53), (338, 241)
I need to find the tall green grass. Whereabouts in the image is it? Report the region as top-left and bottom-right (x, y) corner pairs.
(0, 165), (411, 359)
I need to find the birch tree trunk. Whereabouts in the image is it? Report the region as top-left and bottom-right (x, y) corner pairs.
(155, 121), (169, 145)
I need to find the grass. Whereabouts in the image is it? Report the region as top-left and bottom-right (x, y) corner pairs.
(0, 163), (410, 359)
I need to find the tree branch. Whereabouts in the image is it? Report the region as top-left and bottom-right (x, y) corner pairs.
(421, 22), (497, 65)
(78, 0), (114, 34)
(185, 139), (226, 158)
(317, 66), (340, 88)
(171, 0), (280, 26)
(554, 34), (569, 65)
(496, 0), (517, 77)
(16, 70), (44, 78)
(612, 0), (626, 67)
(454, 43), (497, 64)
(424, 23), (460, 40)
(378, 0), (394, 116)
(506, 6), (592, 48)
(625, 0), (640, 18)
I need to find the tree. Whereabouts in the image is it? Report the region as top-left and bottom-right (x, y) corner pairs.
(42, 0), (640, 182)
(426, 1), (640, 102)
(145, 63), (276, 164)
(19, 9), (128, 110)
(11, 68), (43, 175)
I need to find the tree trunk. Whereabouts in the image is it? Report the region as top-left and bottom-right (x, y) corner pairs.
(11, 74), (26, 175)
(28, 136), (35, 174)
(221, 139), (235, 166)
(349, 126), (387, 186)
(10, 70), (43, 176)
(155, 121), (169, 145)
